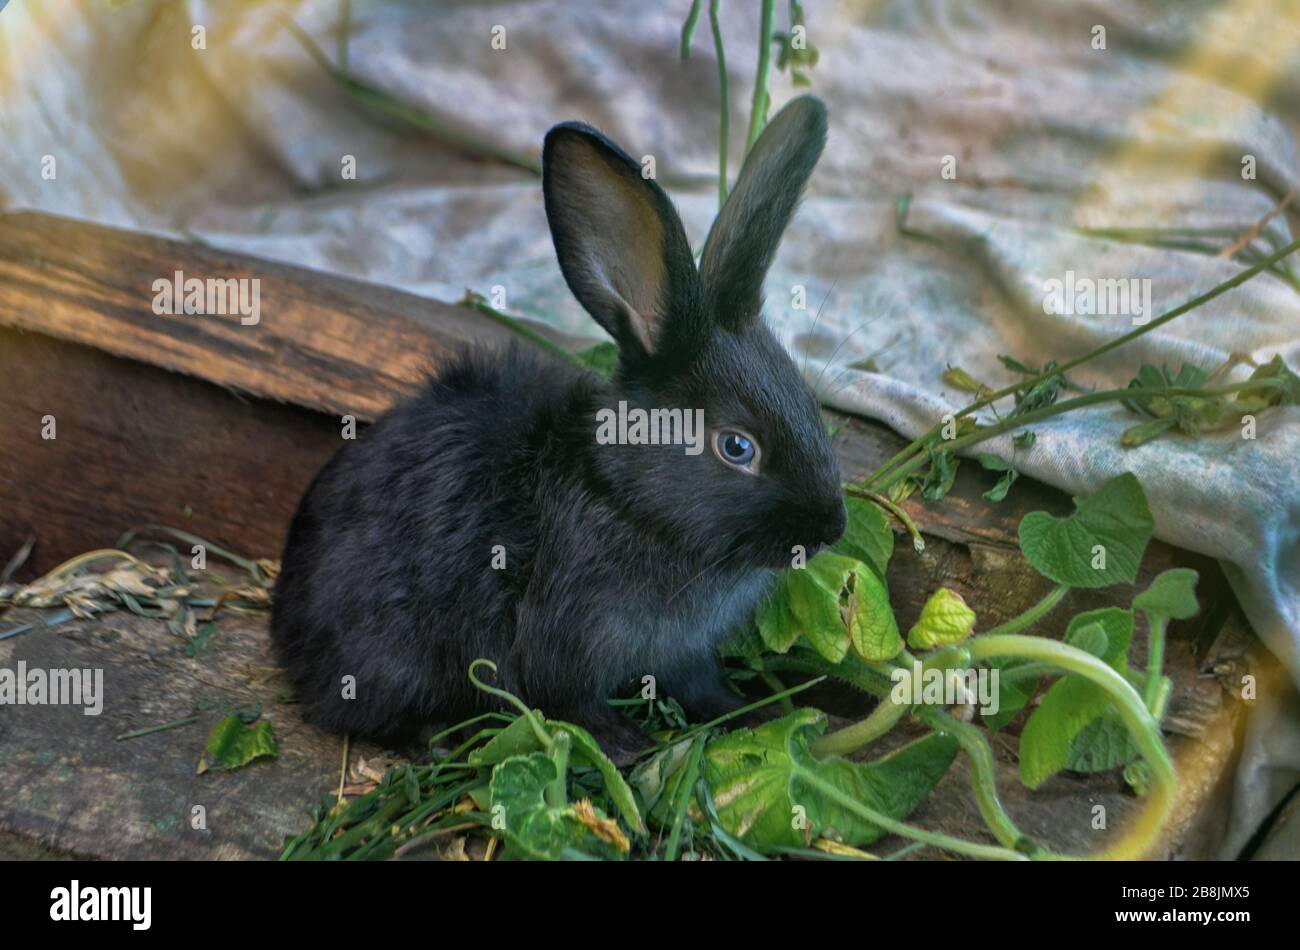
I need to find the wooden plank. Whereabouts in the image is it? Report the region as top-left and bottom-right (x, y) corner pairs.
(0, 210), (529, 421)
(0, 330), (339, 579)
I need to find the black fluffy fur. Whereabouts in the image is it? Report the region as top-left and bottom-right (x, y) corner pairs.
(270, 96), (846, 756)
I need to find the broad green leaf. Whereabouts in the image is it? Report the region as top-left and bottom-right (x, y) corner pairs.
(469, 713), (646, 835)
(1019, 608), (1135, 787)
(1066, 608), (1134, 667)
(844, 565), (902, 661)
(197, 715), (277, 773)
(982, 657), (1037, 732)
(755, 588), (800, 654)
(1018, 474), (1153, 588)
(1064, 716), (1138, 774)
(832, 495), (894, 578)
(489, 753), (626, 860)
(467, 711), (546, 767)
(1132, 568), (1199, 622)
(1066, 621), (1109, 659)
(702, 709), (958, 847)
(907, 588), (976, 650)
(1018, 675), (1113, 788)
(784, 569), (850, 663)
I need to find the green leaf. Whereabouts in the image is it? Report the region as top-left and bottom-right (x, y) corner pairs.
(1064, 716), (1138, 774)
(197, 715), (277, 773)
(832, 495), (894, 577)
(1132, 568), (1199, 623)
(783, 568), (851, 663)
(907, 588), (976, 650)
(978, 455), (1017, 502)
(629, 738), (694, 820)
(468, 713), (645, 836)
(1066, 622), (1109, 659)
(981, 657), (1037, 732)
(1018, 674), (1113, 788)
(702, 709), (958, 847)
(943, 366), (994, 397)
(1010, 363), (1064, 416)
(1065, 607), (1133, 667)
(919, 446), (959, 500)
(489, 753), (626, 860)
(1240, 353), (1299, 407)
(551, 721), (647, 836)
(467, 712), (546, 767)
(843, 565), (902, 662)
(1018, 608), (1135, 787)
(755, 588), (800, 654)
(1018, 474), (1154, 588)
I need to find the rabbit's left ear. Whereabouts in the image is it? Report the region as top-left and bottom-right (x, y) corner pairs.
(699, 96), (827, 328)
(543, 122), (704, 363)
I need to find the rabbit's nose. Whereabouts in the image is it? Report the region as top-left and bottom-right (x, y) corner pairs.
(812, 498), (847, 546)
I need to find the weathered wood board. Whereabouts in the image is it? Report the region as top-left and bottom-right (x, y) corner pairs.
(0, 211), (1270, 859)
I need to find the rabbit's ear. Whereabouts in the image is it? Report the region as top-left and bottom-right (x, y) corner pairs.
(543, 123), (703, 361)
(699, 96), (827, 328)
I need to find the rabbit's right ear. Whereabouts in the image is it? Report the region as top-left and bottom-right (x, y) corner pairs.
(699, 96), (827, 329)
(543, 123), (704, 363)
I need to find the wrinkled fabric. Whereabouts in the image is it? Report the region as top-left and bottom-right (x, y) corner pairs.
(2, 0), (1298, 857)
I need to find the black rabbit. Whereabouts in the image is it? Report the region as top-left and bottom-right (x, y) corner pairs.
(270, 96), (846, 757)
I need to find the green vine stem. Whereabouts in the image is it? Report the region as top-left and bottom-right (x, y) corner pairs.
(467, 659), (553, 749)
(915, 708), (1040, 854)
(709, 0), (730, 207)
(981, 584), (1070, 637)
(844, 486), (926, 552)
(878, 379), (1284, 489)
(864, 236), (1300, 490)
(767, 653), (1045, 857)
(663, 736), (707, 861)
(681, 0), (732, 208)
(793, 762), (1029, 861)
(1143, 617), (1169, 713)
(809, 693), (906, 758)
(546, 730), (571, 808)
(745, 0), (778, 153)
(966, 634), (1177, 860)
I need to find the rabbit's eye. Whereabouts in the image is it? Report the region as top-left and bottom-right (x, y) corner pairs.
(713, 429), (760, 473)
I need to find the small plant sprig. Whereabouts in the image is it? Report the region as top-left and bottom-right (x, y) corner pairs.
(869, 236), (1300, 500)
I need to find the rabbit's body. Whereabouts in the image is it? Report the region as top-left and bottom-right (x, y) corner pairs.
(274, 344), (772, 744)
(272, 96), (846, 755)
